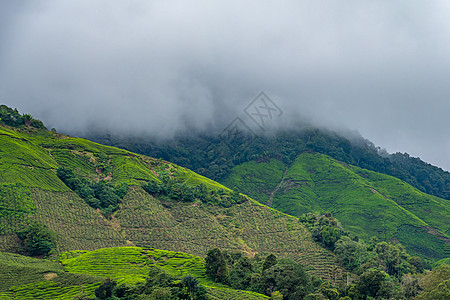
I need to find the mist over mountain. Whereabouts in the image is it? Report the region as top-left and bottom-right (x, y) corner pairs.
(1, 1), (450, 170)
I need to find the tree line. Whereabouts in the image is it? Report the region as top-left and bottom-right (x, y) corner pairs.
(57, 167), (128, 218)
(0, 105), (46, 129)
(143, 176), (246, 208)
(91, 127), (450, 201)
(204, 246), (449, 300)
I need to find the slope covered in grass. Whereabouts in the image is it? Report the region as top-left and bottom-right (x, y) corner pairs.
(0, 251), (102, 299)
(0, 125), (340, 280)
(0, 247), (268, 299)
(222, 152), (450, 261)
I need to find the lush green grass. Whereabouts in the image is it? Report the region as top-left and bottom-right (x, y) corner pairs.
(0, 128), (68, 191)
(60, 247), (205, 284)
(60, 246), (268, 299)
(0, 251), (102, 300)
(222, 152), (450, 261)
(396, 225), (449, 261)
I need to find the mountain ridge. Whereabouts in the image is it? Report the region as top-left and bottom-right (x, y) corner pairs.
(87, 126), (450, 201)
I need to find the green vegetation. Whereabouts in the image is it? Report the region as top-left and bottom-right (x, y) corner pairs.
(57, 166), (128, 217)
(433, 257), (450, 268)
(115, 186), (339, 279)
(0, 251), (102, 300)
(0, 183), (35, 235)
(203, 236), (427, 300)
(415, 263), (450, 299)
(1, 105), (449, 298)
(60, 246), (267, 299)
(205, 248), (319, 299)
(0, 247), (269, 299)
(0, 246), (446, 299)
(90, 126), (450, 201)
(222, 153), (450, 262)
(0, 105), (46, 129)
(17, 222), (55, 256)
(143, 176), (246, 207)
(0, 107), (341, 282)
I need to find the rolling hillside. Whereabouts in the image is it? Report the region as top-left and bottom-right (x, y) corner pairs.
(0, 247), (268, 299)
(89, 128), (450, 263)
(89, 127), (450, 201)
(0, 124), (340, 280)
(222, 152), (450, 261)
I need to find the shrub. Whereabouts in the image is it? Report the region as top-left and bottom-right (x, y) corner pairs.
(17, 222), (55, 256)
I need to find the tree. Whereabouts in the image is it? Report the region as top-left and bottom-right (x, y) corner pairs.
(148, 287), (172, 300)
(263, 254), (277, 272)
(145, 266), (176, 292)
(182, 275), (199, 300)
(401, 273), (422, 299)
(334, 236), (367, 271)
(357, 269), (391, 299)
(261, 259), (313, 300)
(181, 275), (207, 300)
(375, 242), (402, 276)
(95, 278), (117, 299)
(113, 283), (139, 299)
(17, 222), (55, 256)
(22, 114), (32, 126)
(205, 248), (228, 283)
(229, 256), (253, 290)
(309, 281), (339, 300)
(416, 264), (450, 300)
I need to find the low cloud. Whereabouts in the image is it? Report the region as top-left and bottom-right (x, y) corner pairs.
(1, 1), (450, 170)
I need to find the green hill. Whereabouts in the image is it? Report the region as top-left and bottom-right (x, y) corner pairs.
(221, 152), (450, 261)
(0, 124), (340, 280)
(89, 127), (450, 201)
(0, 247), (268, 299)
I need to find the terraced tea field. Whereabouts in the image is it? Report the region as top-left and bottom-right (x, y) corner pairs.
(0, 247), (268, 299)
(0, 125), (343, 280)
(222, 152), (450, 261)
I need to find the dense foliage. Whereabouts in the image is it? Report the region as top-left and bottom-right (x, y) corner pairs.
(301, 213), (424, 277)
(57, 167), (128, 217)
(91, 266), (208, 300)
(0, 105), (46, 129)
(300, 213), (347, 251)
(90, 127), (450, 200)
(204, 242), (433, 300)
(143, 176), (246, 207)
(17, 222), (55, 256)
(204, 248), (321, 299)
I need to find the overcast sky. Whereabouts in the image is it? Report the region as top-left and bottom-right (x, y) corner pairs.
(1, 1), (449, 171)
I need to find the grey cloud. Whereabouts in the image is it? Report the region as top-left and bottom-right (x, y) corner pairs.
(1, 0), (450, 170)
